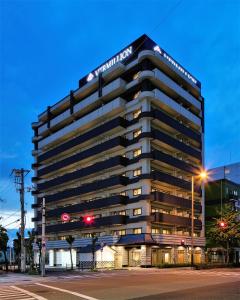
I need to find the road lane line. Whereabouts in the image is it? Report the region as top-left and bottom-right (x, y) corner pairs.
(35, 283), (99, 300)
(10, 286), (47, 300)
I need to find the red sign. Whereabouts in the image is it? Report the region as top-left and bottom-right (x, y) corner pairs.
(61, 213), (70, 222)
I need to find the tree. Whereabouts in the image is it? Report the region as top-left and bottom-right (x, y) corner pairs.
(207, 204), (240, 264)
(25, 230), (36, 271)
(13, 232), (21, 270)
(66, 235), (75, 270)
(0, 225), (9, 271)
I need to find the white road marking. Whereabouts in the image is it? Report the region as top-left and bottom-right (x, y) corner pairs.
(35, 282), (99, 300)
(11, 286), (48, 300)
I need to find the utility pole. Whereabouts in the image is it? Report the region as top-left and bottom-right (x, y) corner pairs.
(41, 197), (46, 277)
(11, 168), (30, 273)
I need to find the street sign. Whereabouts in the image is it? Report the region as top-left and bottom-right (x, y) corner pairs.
(61, 213), (70, 222)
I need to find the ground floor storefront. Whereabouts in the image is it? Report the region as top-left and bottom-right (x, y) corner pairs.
(36, 245), (205, 269)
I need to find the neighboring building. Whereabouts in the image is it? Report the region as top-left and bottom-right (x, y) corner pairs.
(205, 176), (240, 263)
(209, 162), (240, 184)
(31, 34), (205, 267)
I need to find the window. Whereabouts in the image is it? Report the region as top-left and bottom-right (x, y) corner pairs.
(151, 228), (160, 234)
(133, 129), (142, 138)
(133, 148), (142, 157)
(119, 210), (126, 215)
(133, 188), (142, 196)
(133, 208), (142, 216)
(133, 228), (142, 234)
(151, 208), (159, 213)
(133, 72), (140, 80)
(133, 109), (141, 119)
(162, 228), (171, 235)
(113, 210), (126, 216)
(120, 191), (126, 196)
(133, 91), (140, 99)
(112, 230), (126, 236)
(133, 168), (142, 177)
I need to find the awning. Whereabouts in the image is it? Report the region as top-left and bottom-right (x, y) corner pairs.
(77, 244), (102, 253)
(115, 234), (158, 246)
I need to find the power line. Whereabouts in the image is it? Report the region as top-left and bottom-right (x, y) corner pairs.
(3, 218), (20, 228)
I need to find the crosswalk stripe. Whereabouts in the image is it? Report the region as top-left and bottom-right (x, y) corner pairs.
(35, 283), (99, 300)
(11, 286), (48, 300)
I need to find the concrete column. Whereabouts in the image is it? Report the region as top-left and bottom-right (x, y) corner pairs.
(141, 245), (152, 267)
(141, 98), (151, 112)
(49, 249), (54, 267)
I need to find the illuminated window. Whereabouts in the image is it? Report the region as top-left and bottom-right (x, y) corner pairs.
(133, 188), (142, 196)
(133, 208), (142, 216)
(112, 229), (126, 236)
(151, 228), (160, 234)
(133, 148), (142, 157)
(133, 72), (140, 80)
(120, 191), (126, 196)
(119, 210), (126, 216)
(162, 228), (171, 235)
(133, 91), (140, 99)
(133, 109), (141, 119)
(133, 129), (142, 138)
(133, 228), (142, 234)
(151, 208), (159, 213)
(133, 168), (142, 177)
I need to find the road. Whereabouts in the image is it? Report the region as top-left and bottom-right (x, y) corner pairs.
(0, 268), (239, 300)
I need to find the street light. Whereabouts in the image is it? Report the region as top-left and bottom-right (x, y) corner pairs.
(191, 170), (208, 268)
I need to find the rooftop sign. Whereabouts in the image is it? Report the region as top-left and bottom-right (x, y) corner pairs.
(79, 34), (201, 88)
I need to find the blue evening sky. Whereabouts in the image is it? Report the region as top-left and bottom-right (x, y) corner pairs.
(0, 0), (240, 225)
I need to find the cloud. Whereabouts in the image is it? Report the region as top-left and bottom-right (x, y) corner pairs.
(0, 151), (17, 159)
(0, 209), (34, 229)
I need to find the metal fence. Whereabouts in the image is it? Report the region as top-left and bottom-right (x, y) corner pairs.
(78, 261), (115, 270)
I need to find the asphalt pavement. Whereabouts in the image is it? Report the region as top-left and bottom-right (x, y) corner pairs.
(0, 268), (239, 300)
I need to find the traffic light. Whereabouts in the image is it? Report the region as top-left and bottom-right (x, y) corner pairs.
(83, 215), (94, 225)
(219, 221), (227, 228)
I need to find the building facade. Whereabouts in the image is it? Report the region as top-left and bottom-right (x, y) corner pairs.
(205, 176), (240, 263)
(32, 34), (205, 267)
(209, 162), (240, 184)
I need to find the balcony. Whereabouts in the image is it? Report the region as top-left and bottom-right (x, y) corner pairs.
(38, 136), (127, 177)
(153, 89), (201, 127)
(152, 171), (191, 191)
(31, 203), (40, 209)
(38, 116), (128, 163)
(152, 149), (196, 174)
(153, 109), (201, 143)
(39, 97), (126, 149)
(32, 177), (40, 183)
(151, 191), (202, 212)
(32, 163), (41, 169)
(43, 175), (129, 203)
(152, 129), (202, 160)
(153, 69), (201, 112)
(38, 156), (128, 191)
(152, 212), (202, 229)
(42, 215), (128, 234)
(46, 195), (128, 219)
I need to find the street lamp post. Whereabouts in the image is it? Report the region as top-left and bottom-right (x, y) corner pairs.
(191, 175), (194, 268)
(191, 171), (208, 268)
